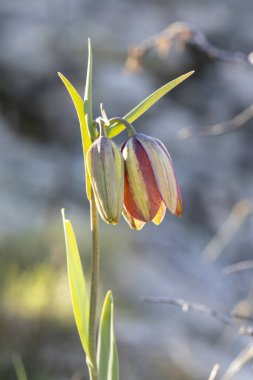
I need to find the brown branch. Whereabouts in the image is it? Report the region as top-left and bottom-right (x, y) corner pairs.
(142, 296), (253, 337)
(125, 22), (253, 73)
(179, 105), (253, 139)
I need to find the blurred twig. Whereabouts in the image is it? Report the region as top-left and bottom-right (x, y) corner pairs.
(232, 312), (253, 324)
(125, 22), (253, 73)
(208, 364), (220, 380)
(224, 260), (253, 275)
(143, 296), (253, 337)
(143, 296), (231, 325)
(221, 343), (253, 380)
(202, 200), (253, 263)
(179, 105), (253, 139)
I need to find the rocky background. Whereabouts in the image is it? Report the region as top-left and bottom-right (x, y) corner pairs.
(1, 0), (253, 379)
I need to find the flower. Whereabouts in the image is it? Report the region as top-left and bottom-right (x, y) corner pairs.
(86, 136), (124, 224)
(121, 133), (182, 229)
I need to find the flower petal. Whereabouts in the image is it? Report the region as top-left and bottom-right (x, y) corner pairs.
(86, 137), (124, 224)
(122, 207), (145, 230)
(175, 183), (183, 217)
(152, 202), (166, 225)
(122, 137), (162, 222)
(136, 134), (179, 215)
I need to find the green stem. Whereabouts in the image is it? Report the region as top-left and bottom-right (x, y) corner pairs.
(88, 190), (100, 380)
(100, 103), (110, 126)
(96, 117), (107, 137)
(109, 117), (136, 136)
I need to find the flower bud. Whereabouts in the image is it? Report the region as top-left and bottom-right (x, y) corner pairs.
(86, 136), (124, 224)
(121, 133), (182, 226)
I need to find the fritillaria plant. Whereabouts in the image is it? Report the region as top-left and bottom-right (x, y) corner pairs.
(60, 39), (193, 380)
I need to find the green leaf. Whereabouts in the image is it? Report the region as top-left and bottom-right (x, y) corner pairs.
(107, 71), (195, 138)
(97, 291), (119, 380)
(84, 38), (94, 139)
(58, 72), (92, 200)
(13, 354), (28, 380)
(62, 209), (90, 360)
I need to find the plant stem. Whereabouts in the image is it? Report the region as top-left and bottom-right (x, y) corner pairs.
(88, 190), (100, 380)
(108, 117), (136, 136)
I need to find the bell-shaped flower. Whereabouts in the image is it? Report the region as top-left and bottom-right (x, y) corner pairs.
(121, 133), (182, 229)
(86, 136), (124, 224)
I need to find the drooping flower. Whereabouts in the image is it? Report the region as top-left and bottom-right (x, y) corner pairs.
(86, 136), (124, 224)
(121, 133), (182, 229)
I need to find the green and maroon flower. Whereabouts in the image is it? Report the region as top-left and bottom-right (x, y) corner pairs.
(86, 136), (124, 225)
(121, 133), (182, 229)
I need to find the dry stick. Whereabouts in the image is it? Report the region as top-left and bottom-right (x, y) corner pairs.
(125, 22), (253, 73)
(223, 260), (253, 275)
(222, 343), (253, 380)
(202, 200), (253, 263)
(143, 296), (232, 325)
(208, 364), (220, 380)
(232, 312), (253, 324)
(142, 296), (253, 337)
(179, 104), (253, 139)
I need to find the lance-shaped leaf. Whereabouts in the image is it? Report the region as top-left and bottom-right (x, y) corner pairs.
(97, 291), (119, 380)
(58, 72), (92, 199)
(62, 209), (90, 360)
(13, 354), (28, 380)
(84, 38), (94, 140)
(107, 71), (194, 138)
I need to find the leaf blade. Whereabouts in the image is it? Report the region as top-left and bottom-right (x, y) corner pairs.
(62, 209), (90, 359)
(12, 354), (28, 380)
(84, 38), (94, 139)
(58, 72), (92, 199)
(107, 71), (194, 137)
(97, 291), (119, 380)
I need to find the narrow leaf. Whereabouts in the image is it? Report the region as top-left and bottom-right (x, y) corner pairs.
(84, 38), (94, 139)
(58, 72), (92, 199)
(97, 291), (119, 380)
(107, 71), (194, 138)
(13, 354), (28, 380)
(62, 209), (90, 359)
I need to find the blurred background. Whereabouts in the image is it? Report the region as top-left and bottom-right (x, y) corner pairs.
(1, 0), (253, 379)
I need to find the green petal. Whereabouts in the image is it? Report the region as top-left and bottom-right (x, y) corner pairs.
(137, 134), (178, 214)
(86, 138), (124, 224)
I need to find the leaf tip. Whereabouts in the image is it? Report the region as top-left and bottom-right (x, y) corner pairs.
(61, 208), (69, 224)
(58, 72), (67, 84)
(185, 70), (195, 78)
(107, 290), (113, 300)
(87, 37), (92, 55)
(104, 290), (113, 307)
